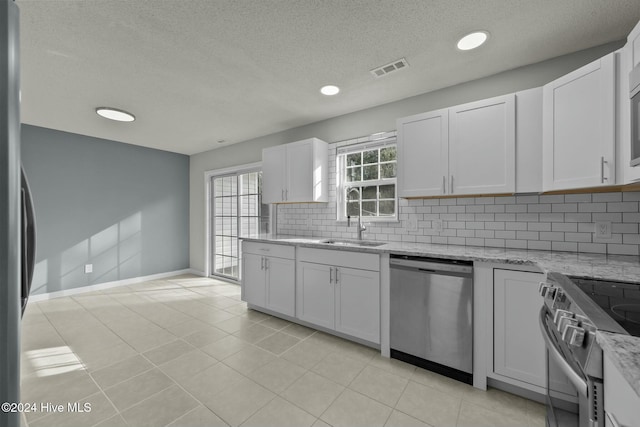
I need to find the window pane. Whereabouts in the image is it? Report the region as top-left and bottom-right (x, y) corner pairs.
(362, 186), (377, 200)
(363, 150), (378, 164)
(347, 153), (361, 166)
(347, 201), (360, 217)
(381, 163), (397, 179)
(379, 200), (395, 216)
(380, 147), (396, 161)
(379, 184), (395, 199)
(362, 201), (377, 216)
(347, 167), (361, 182)
(363, 165), (378, 180)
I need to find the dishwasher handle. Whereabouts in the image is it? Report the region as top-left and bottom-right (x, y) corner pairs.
(390, 257), (473, 275)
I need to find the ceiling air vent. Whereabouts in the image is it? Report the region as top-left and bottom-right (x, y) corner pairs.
(370, 58), (409, 78)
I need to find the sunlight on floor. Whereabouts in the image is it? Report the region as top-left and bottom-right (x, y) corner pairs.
(26, 346), (85, 377)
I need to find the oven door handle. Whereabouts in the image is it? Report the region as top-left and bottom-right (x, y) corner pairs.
(539, 307), (588, 396)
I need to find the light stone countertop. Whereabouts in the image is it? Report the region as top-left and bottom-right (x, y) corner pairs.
(242, 234), (640, 396)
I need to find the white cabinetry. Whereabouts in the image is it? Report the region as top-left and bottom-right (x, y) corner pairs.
(297, 248), (380, 344)
(397, 94), (515, 197)
(515, 87), (543, 193)
(543, 53), (616, 191)
(604, 354), (640, 427)
(397, 109), (449, 197)
(262, 138), (328, 203)
(241, 242), (295, 316)
(622, 21), (640, 183)
(449, 94), (516, 195)
(492, 269), (546, 391)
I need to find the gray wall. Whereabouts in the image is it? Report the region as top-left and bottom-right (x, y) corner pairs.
(189, 41), (623, 273)
(22, 125), (189, 295)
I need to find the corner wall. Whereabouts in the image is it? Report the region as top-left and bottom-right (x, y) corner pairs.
(189, 41), (623, 272)
(21, 125), (190, 295)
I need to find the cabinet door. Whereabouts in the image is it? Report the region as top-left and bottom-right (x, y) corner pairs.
(397, 109), (449, 197)
(296, 261), (334, 329)
(542, 53), (615, 191)
(493, 269), (545, 388)
(242, 253), (266, 307)
(262, 145), (287, 203)
(449, 94), (516, 195)
(604, 354), (640, 427)
(285, 141), (313, 203)
(335, 267), (380, 344)
(265, 256), (295, 317)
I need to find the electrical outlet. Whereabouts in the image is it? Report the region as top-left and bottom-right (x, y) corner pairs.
(433, 219), (443, 233)
(594, 221), (612, 239)
(407, 217), (418, 231)
(84, 264), (93, 274)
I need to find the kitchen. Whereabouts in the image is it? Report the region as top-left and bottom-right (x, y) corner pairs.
(2, 1), (640, 427)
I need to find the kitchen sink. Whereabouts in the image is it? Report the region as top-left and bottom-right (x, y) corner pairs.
(320, 239), (386, 247)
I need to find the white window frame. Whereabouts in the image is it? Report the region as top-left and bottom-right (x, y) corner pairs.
(336, 137), (398, 223)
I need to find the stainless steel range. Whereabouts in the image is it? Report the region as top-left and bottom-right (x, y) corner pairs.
(539, 273), (637, 427)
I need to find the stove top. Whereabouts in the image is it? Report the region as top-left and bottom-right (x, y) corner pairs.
(568, 276), (640, 338)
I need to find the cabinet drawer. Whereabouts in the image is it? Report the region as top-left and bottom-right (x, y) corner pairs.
(243, 241), (295, 259)
(297, 247), (379, 271)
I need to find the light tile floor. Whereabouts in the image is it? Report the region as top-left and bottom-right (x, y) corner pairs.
(20, 274), (546, 427)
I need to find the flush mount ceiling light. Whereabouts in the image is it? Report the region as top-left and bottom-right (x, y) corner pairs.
(320, 85), (340, 96)
(95, 107), (136, 122)
(456, 31), (489, 51)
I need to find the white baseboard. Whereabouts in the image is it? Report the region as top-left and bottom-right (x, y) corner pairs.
(29, 268), (197, 302)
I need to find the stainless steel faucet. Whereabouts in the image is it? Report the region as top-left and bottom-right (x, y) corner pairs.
(346, 188), (366, 240)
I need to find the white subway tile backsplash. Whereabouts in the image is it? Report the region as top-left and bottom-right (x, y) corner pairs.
(276, 142), (640, 256)
(593, 193), (622, 202)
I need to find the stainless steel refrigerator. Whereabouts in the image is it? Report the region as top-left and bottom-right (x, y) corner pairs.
(1, 2), (33, 427)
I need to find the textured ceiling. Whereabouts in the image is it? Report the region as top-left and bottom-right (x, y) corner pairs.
(16, 0), (640, 155)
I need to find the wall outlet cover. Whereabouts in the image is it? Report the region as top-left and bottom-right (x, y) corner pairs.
(84, 264), (93, 274)
(594, 221), (612, 240)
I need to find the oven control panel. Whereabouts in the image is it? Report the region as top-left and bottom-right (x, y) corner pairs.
(539, 282), (595, 348)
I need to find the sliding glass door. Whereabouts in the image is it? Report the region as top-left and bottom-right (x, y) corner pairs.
(211, 170), (269, 281)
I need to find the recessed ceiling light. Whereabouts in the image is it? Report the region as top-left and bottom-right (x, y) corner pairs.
(95, 107), (136, 122)
(320, 85), (340, 96)
(456, 31), (489, 51)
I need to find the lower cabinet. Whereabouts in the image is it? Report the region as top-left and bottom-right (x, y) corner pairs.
(297, 248), (380, 344)
(242, 242), (295, 317)
(604, 354), (640, 427)
(493, 269), (546, 389)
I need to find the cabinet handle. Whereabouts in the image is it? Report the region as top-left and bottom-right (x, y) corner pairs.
(335, 267), (340, 284)
(281, 189), (285, 201)
(601, 157), (608, 183)
(442, 176), (446, 194)
(260, 257), (265, 270)
(329, 267), (334, 284)
(285, 189), (288, 201)
(450, 175), (454, 194)
(264, 258), (269, 270)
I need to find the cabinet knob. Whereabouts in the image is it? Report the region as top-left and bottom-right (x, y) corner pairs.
(562, 324), (585, 347)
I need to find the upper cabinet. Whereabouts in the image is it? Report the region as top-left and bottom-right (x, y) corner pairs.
(397, 94), (516, 197)
(621, 20), (640, 183)
(542, 52), (616, 191)
(397, 108), (449, 197)
(449, 94), (516, 195)
(262, 138), (328, 204)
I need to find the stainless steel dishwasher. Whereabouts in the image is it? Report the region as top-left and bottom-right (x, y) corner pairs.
(390, 254), (473, 384)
